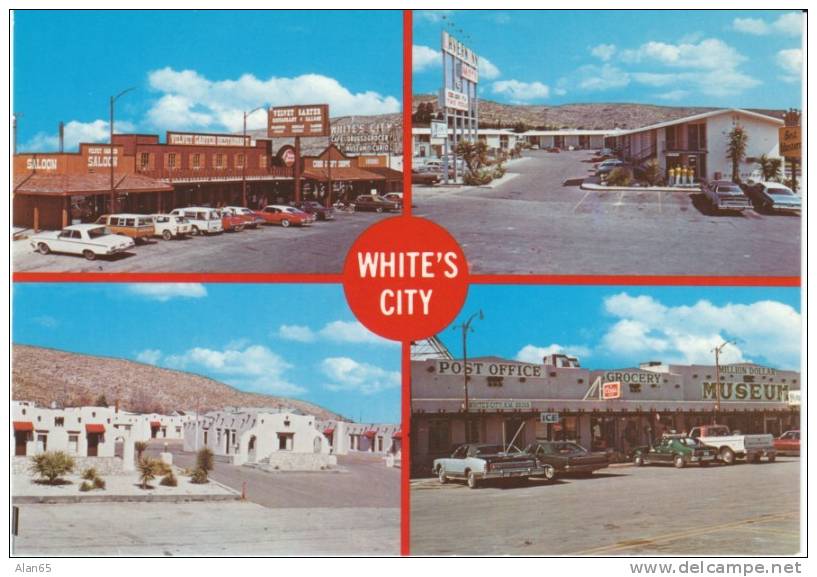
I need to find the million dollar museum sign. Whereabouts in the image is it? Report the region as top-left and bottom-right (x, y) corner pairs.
(700, 365), (789, 402)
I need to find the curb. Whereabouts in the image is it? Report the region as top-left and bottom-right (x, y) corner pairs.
(12, 492), (240, 504)
(580, 182), (702, 193)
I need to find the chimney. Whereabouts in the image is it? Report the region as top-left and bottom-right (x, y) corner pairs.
(58, 121), (65, 153)
(115, 399), (120, 414)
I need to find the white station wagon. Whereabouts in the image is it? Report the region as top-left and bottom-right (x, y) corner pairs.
(150, 214), (193, 240)
(169, 207), (223, 235)
(29, 224), (135, 260)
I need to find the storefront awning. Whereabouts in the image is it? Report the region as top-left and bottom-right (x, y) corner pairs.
(364, 430), (377, 439)
(13, 421), (34, 432)
(150, 421), (161, 427)
(323, 427), (335, 435)
(412, 398), (794, 414)
(392, 430), (402, 439)
(13, 173), (173, 198)
(85, 424), (105, 433)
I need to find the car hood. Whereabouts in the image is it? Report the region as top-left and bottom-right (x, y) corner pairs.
(768, 193), (801, 205)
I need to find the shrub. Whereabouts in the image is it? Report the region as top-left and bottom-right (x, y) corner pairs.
(93, 476), (106, 490)
(190, 467), (209, 484)
(155, 460), (172, 477)
(492, 164), (506, 179)
(606, 167), (634, 187)
(641, 159), (663, 186)
(81, 467), (97, 481)
(134, 441), (149, 460)
(79, 481), (93, 492)
(463, 169), (494, 186)
(160, 471), (178, 487)
(138, 457), (160, 489)
(29, 451), (75, 485)
(196, 447), (214, 473)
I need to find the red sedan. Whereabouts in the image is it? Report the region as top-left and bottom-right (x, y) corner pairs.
(256, 205), (315, 227)
(774, 430), (800, 456)
(218, 210), (246, 232)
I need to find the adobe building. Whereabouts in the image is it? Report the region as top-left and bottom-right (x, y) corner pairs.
(410, 346), (800, 471)
(317, 419), (402, 456)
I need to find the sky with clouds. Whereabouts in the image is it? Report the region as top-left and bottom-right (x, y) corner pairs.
(438, 285), (801, 372)
(13, 10), (402, 152)
(12, 284), (400, 423)
(413, 10), (803, 108)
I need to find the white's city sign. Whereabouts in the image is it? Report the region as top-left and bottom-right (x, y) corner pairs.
(442, 31), (479, 67)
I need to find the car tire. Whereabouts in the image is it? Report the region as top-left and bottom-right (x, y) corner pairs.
(191, 226), (200, 236)
(437, 467), (447, 484)
(720, 447), (736, 465)
(634, 455), (645, 467)
(375, 207), (384, 213)
(674, 455), (685, 469)
(542, 464), (556, 481)
(700, 460), (709, 467)
(234, 225), (243, 232)
(37, 243), (50, 255)
(162, 230), (173, 241)
(467, 471), (479, 489)
(767, 454), (777, 463)
(281, 219), (291, 228)
(83, 250), (96, 261)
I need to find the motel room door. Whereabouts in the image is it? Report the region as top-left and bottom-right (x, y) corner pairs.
(14, 431), (28, 456)
(87, 432), (101, 457)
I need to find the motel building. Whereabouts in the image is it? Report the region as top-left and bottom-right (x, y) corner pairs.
(317, 420), (402, 456)
(410, 344), (800, 471)
(13, 131), (399, 231)
(412, 108), (786, 183)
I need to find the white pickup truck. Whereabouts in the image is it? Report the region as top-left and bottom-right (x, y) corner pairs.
(689, 425), (776, 464)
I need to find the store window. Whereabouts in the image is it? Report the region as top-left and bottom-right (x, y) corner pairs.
(465, 419), (480, 443)
(559, 416), (578, 442)
(139, 152), (152, 170)
(428, 420), (451, 453)
(55, 417), (64, 427)
(503, 417), (526, 450)
(166, 153), (177, 170)
(191, 154), (202, 170)
(235, 153), (245, 169)
(259, 154), (268, 169)
(214, 154), (226, 169)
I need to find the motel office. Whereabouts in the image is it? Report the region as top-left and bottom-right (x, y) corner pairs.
(410, 350), (799, 470)
(412, 108), (786, 182)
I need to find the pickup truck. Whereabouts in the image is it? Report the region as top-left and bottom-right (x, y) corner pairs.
(689, 425), (776, 464)
(433, 443), (545, 489)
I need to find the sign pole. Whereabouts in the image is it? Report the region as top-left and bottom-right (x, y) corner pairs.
(294, 136), (301, 203)
(327, 135), (333, 207)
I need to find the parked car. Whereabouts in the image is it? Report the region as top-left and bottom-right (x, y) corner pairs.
(169, 207), (224, 236)
(433, 443), (545, 489)
(633, 434), (718, 468)
(29, 224), (135, 261)
(595, 159), (630, 177)
(689, 425), (776, 464)
(526, 441), (609, 476)
(412, 170), (441, 185)
(291, 200), (335, 221)
(95, 214), (154, 244)
(774, 430), (800, 456)
(353, 194), (400, 213)
(150, 214), (192, 240)
(257, 205), (315, 227)
(383, 193), (403, 208)
(594, 148), (616, 160)
(743, 181), (801, 213)
(222, 206), (265, 228)
(701, 180), (752, 212)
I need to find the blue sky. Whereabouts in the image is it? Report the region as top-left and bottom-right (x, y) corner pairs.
(13, 10), (402, 152)
(438, 285), (801, 371)
(414, 10), (803, 108)
(12, 283), (401, 423)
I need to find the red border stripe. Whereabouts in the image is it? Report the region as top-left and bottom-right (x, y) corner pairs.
(12, 273), (344, 284)
(469, 275), (800, 287)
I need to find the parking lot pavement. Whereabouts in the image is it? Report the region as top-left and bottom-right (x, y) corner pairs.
(413, 150), (801, 276)
(146, 443), (399, 509)
(410, 457), (800, 556)
(13, 210), (393, 274)
(12, 501), (398, 556)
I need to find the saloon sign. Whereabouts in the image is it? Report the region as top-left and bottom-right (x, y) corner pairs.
(86, 146), (119, 168)
(268, 104), (330, 138)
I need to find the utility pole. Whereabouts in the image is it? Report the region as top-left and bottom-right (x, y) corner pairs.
(711, 340), (735, 423)
(109, 87), (135, 213)
(13, 112), (21, 155)
(242, 106), (266, 207)
(453, 310), (484, 441)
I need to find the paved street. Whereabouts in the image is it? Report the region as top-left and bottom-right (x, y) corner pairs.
(13, 210), (394, 274)
(12, 502), (398, 556)
(410, 458), (800, 556)
(413, 150), (801, 276)
(146, 441), (400, 509)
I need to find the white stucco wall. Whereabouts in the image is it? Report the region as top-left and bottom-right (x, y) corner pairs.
(706, 112), (782, 181)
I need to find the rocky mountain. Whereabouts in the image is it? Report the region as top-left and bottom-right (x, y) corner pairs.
(12, 344), (344, 420)
(413, 94), (785, 131)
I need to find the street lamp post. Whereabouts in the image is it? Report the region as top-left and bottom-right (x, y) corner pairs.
(109, 88), (135, 214)
(242, 106), (267, 208)
(453, 310), (484, 441)
(711, 340), (735, 423)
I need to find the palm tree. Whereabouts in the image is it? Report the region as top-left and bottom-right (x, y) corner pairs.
(726, 123), (749, 183)
(757, 154), (782, 182)
(455, 139), (488, 175)
(134, 441), (148, 461)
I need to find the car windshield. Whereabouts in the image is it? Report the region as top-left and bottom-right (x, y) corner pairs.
(677, 438), (701, 447)
(553, 442), (587, 454)
(86, 227), (109, 239)
(716, 184), (742, 194)
(768, 186), (795, 196)
(474, 445), (505, 456)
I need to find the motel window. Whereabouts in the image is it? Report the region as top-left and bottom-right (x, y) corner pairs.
(428, 420), (450, 453)
(191, 154), (202, 170)
(55, 417), (64, 427)
(277, 433), (294, 451)
(259, 154), (268, 169)
(665, 126), (676, 150)
(68, 434), (79, 454)
(487, 376), (504, 387)
(37, 434), (48, 451)
(37, 416), (42, 422)
(235, 154), (245, 169)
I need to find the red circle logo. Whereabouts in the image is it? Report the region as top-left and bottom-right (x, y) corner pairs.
(343, 216), (469, 342)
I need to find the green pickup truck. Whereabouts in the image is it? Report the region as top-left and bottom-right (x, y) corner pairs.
(633, 434), (718, 469)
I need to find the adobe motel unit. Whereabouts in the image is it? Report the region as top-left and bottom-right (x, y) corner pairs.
(410, 350), (799, 471)
(412, 108), (786, 182)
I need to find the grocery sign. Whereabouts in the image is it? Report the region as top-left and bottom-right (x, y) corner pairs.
(268, 104), (330, 138)
(602, 381), (622, 400)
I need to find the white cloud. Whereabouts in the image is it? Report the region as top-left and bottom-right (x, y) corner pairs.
(491, 79), (550, 101)
(577, 64), (631, 91)
(276, 324), (316, 343)
(413, 45), (441, 72)
(599, 293), (800, 369)
(136, 349), (162, 365)
(515, 344), (591, 364)
(146, 67), (399, 132)
(33, 315), (58, 329)
(479, 57), (501, 80)
(733, 13), (802, 36)
(656, 89), (691, 101)
(165, 343), (304, 395)
(777, 49), (803, 83)
(318, 320), (396, 346)
(126, 283), (207, 302)
(21, 119), (135, 153)
(415, 10), (454, 23)
(591, 43), (616, 62)
(321, 357), (400, 395)
(620, 38), (745, 70)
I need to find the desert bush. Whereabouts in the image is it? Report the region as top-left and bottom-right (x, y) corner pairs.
(138, 457), (161, 489)
(463, 169), (494, 186)
(160, 471), (178, 487)
(29, 451), (75, 485)
(492, 164), (506, 179)
(641, 159), (663, 186)
(190, 467), (209, 484)
(81, 467), (97, 481)
(155, 460), (172, 477)
(92, 476), (106, 490)
(134, 441), (149, 460)
(606, 167), (634, 187)
(79, 481), (93, 492)
(196, 447), (214, 473)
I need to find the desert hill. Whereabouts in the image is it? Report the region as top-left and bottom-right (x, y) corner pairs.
(12, 344), (344, 420)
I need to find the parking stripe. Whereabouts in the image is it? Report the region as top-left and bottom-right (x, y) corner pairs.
(572, 190), (593, 213)
(572, 511), (798, 555)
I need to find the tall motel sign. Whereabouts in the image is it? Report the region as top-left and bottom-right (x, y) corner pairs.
(439, 30), (479, 184)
